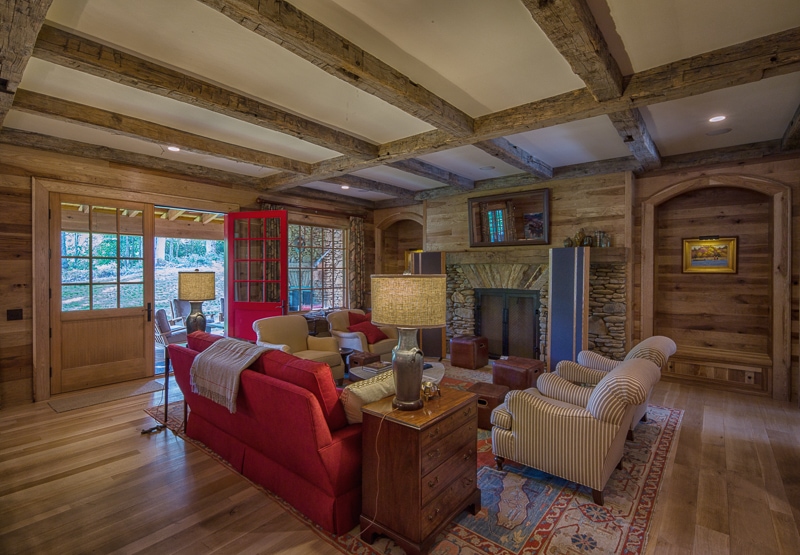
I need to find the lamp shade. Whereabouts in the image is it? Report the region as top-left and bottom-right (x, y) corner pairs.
(178, 271), (216, 301)
(371, 274), (446, 328)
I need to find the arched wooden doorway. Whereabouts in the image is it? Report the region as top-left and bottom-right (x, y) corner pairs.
(641, 174), (791, 401)
(374, 212), (424, 274)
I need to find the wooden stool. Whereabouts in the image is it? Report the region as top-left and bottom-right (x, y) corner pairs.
(450, 335), (489, 369)
(467, 382), (510, 429)
(492, 356), (545, 390)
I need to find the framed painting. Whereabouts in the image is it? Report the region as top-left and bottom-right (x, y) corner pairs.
(468, 188), (550, 247)
(682, 237), (737, 273)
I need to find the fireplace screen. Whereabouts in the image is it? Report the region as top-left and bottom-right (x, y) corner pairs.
(475, 289), (539, 359)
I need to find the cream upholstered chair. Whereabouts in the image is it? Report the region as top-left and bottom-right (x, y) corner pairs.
(491, 358), (661, 505)
(253, 315), (345, 382)
(556, 335), (677, 433)
(326, 309), (398, 361)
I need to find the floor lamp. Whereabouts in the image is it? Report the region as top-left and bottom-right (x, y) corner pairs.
(371, 274), (447, 411)
(178, 270), (215, 333)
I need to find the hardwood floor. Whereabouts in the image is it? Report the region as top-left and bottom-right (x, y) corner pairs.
(1, 379), (799, 554)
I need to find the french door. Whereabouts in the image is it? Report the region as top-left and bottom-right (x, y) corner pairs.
(50, 194), (154, 394)
(225, 210), (288, 341)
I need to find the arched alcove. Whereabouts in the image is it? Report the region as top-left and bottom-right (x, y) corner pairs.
(641, 174), (791, 400)
(374, 212), (424, 274)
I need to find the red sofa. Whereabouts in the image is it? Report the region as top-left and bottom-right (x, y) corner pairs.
(168, 332), (362, 535)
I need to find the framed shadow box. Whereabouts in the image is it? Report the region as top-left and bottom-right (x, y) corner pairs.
(468, 188), (550, 247)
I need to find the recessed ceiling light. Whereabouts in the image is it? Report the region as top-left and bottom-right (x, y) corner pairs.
(706, 128), (732, 136)
(167, 146), (181, 152)
(708, 115), (726, 123)
(479, 165), (495, 171)
(341, 185), (350, 190)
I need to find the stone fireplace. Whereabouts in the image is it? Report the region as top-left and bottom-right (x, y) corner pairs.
(445, 257), (627, 363)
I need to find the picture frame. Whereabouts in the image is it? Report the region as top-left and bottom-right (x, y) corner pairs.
(468, 188), (550, 247)
(682, 237), (737, 273)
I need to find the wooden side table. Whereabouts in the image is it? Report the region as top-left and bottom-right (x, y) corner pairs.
(360, 388), (481, 555)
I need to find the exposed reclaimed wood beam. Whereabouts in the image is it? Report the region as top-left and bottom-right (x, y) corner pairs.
(608, 108), (662, 170)
(196, 0), (474, 137)
(473, 137), (553, 178)
(287, 186), (375, 209)
(324, 174), (416, 200)
(782, 103), (800, 150)
(167, 209), (186, 221)
(387, 158), (474, 190)
(12, 89), (314, 174)
(650, 139), (800, 173)
(0, 128), (264, 188)
(520, 0), (623, 101)
(201, 213), (219, 224)
(32, 24), (378, 160)
(0, 0), (54, 128)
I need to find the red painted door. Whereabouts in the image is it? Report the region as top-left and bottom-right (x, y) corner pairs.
(225, 210), (288, 341)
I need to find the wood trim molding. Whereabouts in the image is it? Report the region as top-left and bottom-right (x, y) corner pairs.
(31, 177), (51, 401)
(640, 173), (792, 401)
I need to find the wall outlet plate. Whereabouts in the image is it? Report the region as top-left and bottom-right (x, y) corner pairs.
(7, 309), (22, 321)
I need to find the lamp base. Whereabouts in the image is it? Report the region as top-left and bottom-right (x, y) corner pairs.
(391, 327), (425, 411)
(185, 301), (207, 334)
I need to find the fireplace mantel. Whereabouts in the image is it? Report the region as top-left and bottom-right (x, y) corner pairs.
(446, 247), (628, 266)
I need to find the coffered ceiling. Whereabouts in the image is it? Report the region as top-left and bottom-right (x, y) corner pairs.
(2, 0), (800, 208)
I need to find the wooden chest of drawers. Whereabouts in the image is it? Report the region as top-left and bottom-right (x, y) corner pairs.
(360, 388), (481, 555)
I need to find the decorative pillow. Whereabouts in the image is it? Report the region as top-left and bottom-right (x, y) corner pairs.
(347, 320), (388, 344)
(348, 311), (371, 326)
(340, 371), (396, 424)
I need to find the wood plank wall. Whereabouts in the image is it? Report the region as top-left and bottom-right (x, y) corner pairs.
(635, 158), (800, 399)
(0, 144), (372, 407)
(655, 187), (771, 354)
(381, 220), (422, 274)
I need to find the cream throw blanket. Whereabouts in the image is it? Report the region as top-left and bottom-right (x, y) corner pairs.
(190, 338), (270, 413)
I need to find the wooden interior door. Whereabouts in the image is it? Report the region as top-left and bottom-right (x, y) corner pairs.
(225, 210), (288, 341)
(50, 195), (154, 394)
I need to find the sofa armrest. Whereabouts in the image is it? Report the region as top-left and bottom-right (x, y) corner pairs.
(330, 329), (367, 351)
(537, 372), (593, 407)
(307, 335), (340, 353)
(577, 350), (621, 372)
(555, 360), (607, 386)
(256, 340), (291, 353)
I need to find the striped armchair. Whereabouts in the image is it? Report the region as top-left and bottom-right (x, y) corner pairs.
(557, 336), (676, 434)
(490, 358), (661, 505)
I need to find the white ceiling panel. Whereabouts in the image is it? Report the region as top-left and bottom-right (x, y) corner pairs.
(506, 116), (633, 168)
(353, 166), (447, 192)
(301, 181), (393, 202)
(641, 73), (800, 156)
(417, 146), (524, 180)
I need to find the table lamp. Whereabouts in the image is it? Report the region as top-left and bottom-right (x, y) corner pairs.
(178, 270), (216, 333)
(370, 274), (447, 411)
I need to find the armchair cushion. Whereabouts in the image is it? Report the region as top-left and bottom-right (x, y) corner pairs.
(537, 372), (593, 407)
(347, 320), (388, 344)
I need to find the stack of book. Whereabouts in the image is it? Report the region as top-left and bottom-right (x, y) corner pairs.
(361, 361), (392, 374)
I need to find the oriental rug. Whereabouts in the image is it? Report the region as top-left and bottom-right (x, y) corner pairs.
(146, 382), (682, 555)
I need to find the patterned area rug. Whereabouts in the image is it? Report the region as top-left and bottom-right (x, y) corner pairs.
(145, 381), (682, 555)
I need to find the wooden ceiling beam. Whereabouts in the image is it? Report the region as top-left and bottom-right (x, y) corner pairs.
(324, 174), (416, 200)
(12, 89), (314, 174)
(196, 0), (474, 137)
(201, 213), (219, 224)
(0, 0), (54, 128)
(0, 128), (264, 188)
(473, 138), (553, 178)
(32, 24), (378, 160)
(520, 0), (623, 101)
(286, 186), (376, 209)
(387, 158), (474, 190)
(167, 209), (186, 221)
(608, 108), (662, 171)
(782, 103), (800, 150)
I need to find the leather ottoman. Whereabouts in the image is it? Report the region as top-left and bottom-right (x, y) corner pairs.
(467, 382), (509, 430)
(492, 356), (545, 390)
(349, 350), (381, 368)
(450, 335), (489, 369)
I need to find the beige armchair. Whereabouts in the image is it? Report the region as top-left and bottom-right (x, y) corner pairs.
(252, 315), (345, 382)
(491, 358), (661, 505)
(326, 309), (398, 361)
(557, 335), (677, 433)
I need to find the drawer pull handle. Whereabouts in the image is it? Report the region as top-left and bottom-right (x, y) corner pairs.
(427, 449), (441, 460)
(462, 450), (473, 461)
(427, 508), (441, 521)
(427, 476), (439, 489)
(463, 407), (473, 417)
(428, 426), (441, 439)
(463, 477), (474, 486)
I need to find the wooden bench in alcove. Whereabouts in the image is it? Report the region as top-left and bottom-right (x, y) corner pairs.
(665, 346), (772, 394)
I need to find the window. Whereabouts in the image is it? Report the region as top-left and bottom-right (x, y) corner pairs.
(287, 224), (346, 311)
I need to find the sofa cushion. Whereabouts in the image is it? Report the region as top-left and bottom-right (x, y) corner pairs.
(187, 331), (224, 352)
(339, 371), (396, 424)
(348, 311), (371, 326)
(347, 320), (388, 344)
(255, 350), (348, 431)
